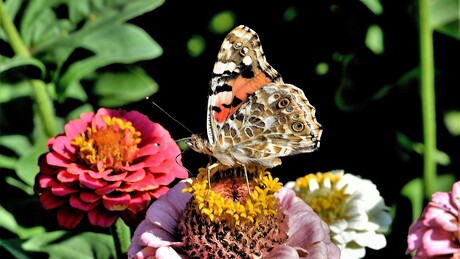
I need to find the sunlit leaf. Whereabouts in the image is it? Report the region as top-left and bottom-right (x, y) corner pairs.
(360, 0), (383, 15)
(401, 177), (423, 222)
(444, 110), (460, 136)
(21, 231), (116, 258)
(32, 0), (165, 65)
(0, 0), (25, 41)
(16, 136), (47, 187)
(365, 24), (384, 54)
(187, 34), (206, 57)
(0, 134), (32, 156)
(0, 55), (46, 81)
(57, 23), (162, 100)
(94, 66), (159, 107)
(209, 10), (236, 34)
(114, 218), (131, 254)
(0, 205), (18, 234)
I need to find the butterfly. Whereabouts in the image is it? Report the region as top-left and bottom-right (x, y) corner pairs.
(186, 25), (322, 171)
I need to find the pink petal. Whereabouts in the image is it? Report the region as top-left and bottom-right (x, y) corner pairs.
(128, 192), (151, 212)
(80, 191), (101, 203)
(49, 136), (76, 160)
(119, 174), (159, 192)
(69, 194), (99, 211)
(46, 152), (71, 168)
(95, 181), (122, 196)
(64, 118), (89, 139)
(102, 193), (131, 211)
(123, 169), (146, 182)
(422, 228), (460, 256)
(79, 172), (105, 189)
(102, 171), (128, 181)
(88, 206), (118, 228)
(267, 244), (306, 258)
(57, 206), (85, 229)
(57, 170), (79, 183)
(39, 190), (67, 209)
(51, 184), (79, 196)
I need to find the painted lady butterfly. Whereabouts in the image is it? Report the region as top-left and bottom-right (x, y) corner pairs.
(186, 25), (322, 170)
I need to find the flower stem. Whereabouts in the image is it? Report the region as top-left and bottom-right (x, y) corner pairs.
(418, 0), (436, 199)
(0, 0), (56, 137)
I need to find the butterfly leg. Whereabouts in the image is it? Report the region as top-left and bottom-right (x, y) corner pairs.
(236, 162), (251, 196)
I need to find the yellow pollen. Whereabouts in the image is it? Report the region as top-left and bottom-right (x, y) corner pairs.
(183, 164), (282, 228)
(71, 116), (141, 172)
(294, 171), (350, 225)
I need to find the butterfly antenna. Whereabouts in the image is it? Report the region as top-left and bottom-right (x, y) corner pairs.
(175, 152), (195, 177)
(147, 97), (194, 134)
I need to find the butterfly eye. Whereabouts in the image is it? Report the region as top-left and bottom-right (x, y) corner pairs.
(285, 106), (293, 112)
(291, 122), (304, 132)
(277, 98), (290, 109)
(292, 113), (300, 119)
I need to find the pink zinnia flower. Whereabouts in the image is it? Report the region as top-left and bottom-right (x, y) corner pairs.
(406, 181), (460, 258)
(34, 108), (188, 229)
(128, 165), (340, 258)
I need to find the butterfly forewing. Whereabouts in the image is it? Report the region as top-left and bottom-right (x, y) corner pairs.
(190, 25), (322, 168)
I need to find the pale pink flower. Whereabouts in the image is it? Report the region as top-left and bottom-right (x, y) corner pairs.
(406, 181), (460, 258)
(129, 174), (340, 259)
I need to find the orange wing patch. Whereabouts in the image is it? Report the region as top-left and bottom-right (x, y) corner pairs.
(213, 69), (272, 123)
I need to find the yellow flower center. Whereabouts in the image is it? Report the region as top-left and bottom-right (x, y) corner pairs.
(71, 116), (141, 172)
(183, 164), (282, 228)
(294, 172), (349, 225)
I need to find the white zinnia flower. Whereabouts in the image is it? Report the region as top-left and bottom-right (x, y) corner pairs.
(285, 170), (392, 259)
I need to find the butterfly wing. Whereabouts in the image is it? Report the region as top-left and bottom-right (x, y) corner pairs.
(218, 83), (323, 167)
(206, 25), (282, 146)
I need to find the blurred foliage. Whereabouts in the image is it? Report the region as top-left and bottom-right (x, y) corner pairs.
(0, 0), (164, 257)
(0, 0), (459, 258)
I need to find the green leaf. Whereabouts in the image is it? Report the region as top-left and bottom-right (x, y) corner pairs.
(57, 23), (162, 99)
(401, 178), (423, 222)
(0, 80), (32, 103)
(0, 55), (46, 81)
(16, 136), (48, 187)
(365, 24), (384, 54)
(22, 231), (116, 259)
(209, 10), (236, 34)
(0, 238), (30, 259)
(94, 66), (159, 107)
(114, 218), (131, 254)
(187, 34), (206, 57)
(0, 205), (19, 234)
(0, 134), (32, 156)
(5, 176), (34, 196)
(20, 0), (73, 47)
(402, 174), (456, 222)
(32, 0), (165, 65)
(444, 110), (460, 136)
(0, 0), (25, 41)
(66, 104), (94, 121)
(360, 0), (383, 15)
(0, 154), (17, 170)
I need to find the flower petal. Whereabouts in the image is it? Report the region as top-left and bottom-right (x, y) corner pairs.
(57, 206), (85, 229)
(88, 206), (118, 228)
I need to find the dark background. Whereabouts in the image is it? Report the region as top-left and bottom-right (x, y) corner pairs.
(123, 1), (459, 258)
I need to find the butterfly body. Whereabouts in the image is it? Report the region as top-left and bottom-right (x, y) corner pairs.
(187, 25), (322, 169)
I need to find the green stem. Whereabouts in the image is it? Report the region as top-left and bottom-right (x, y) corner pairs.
(418, 0), (436, 199)
(0, 0), (55, 137)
